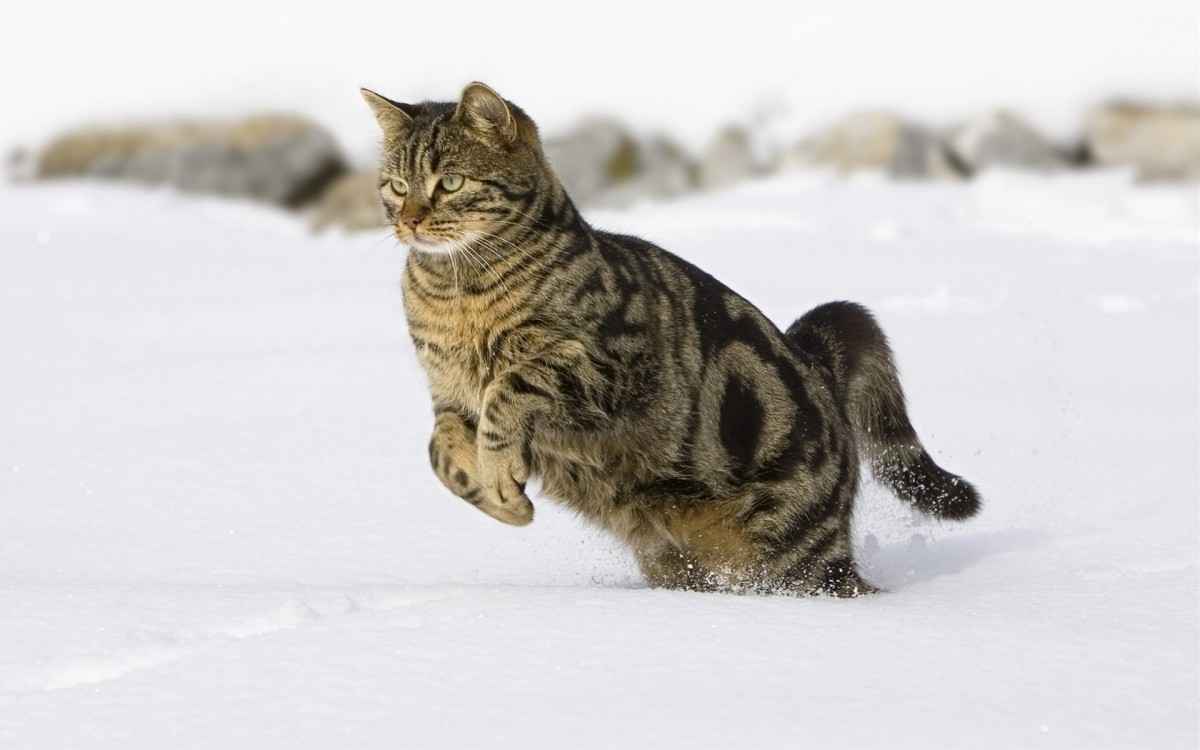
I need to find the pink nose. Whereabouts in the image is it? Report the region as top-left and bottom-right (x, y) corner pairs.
(402, 215), (423, 230)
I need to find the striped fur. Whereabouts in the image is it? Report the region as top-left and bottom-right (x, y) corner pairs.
(363, 83), (981, 596)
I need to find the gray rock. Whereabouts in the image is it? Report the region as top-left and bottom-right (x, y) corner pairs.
(697, 126), (758, 191)
(783, 111), (960, 180)
(36, 115), (346, 207)
(544, 119), (695, 208)
(946, 111), (1068, 174)
(631, 136), (695, 200)
(6, 146), (34, 181)
(589, 135), (696, 207)
(308, 169), (385, 233)
(543, 118), (638, 207)
(1086, 102), (1200, 181)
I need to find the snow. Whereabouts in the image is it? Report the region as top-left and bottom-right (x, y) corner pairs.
(1, 172), (1197, 748)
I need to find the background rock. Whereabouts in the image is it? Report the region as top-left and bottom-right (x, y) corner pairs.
(543, 119), (696, 208)
(6, 146), (34, 181)
(543, 119), (638, 207)
(782, 111), (961, 180)
(628, 135), (696, 201)
(946, 110), (1069, 174)
(308, 169), (384, 232)
(23, 99), (1199, 232)
(37, 115), (346, 207)
(1086, 102), (1200, 181)
(697, 126), (758, 190)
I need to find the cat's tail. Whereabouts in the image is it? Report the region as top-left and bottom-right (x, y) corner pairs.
(785, 301), (981, 521)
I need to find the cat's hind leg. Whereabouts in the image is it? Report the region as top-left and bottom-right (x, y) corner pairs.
(763, 525), (880, 597)
(635, 544), (717, 592)
(793, 555), (880, 597)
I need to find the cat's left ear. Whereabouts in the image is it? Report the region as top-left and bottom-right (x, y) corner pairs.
(361, 88), (414, 138)
(455, 82), (518, 144)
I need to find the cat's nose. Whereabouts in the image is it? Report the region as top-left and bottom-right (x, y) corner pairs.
(402, 214), (424, 230)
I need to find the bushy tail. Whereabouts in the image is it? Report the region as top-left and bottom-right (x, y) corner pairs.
(786, 302), (981, 521)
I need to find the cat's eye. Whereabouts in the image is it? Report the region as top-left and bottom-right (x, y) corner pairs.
(389, 178), (408, 197)
(440, 173), (465, 193)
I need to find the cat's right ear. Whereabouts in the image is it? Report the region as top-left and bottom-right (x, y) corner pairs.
(361, 89), (414, 139)
(455, 83), (519, 144)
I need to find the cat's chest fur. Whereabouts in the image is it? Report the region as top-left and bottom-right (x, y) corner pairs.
(402, 268), (537, 416)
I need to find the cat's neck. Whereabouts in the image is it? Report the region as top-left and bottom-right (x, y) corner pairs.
(407, 213), (593, 293)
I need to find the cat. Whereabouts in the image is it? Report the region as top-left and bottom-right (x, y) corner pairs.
(362, 82), (981, 596)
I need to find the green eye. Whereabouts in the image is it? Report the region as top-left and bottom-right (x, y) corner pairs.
(390, 178), (408, 197)
(440, 173), (465, 192)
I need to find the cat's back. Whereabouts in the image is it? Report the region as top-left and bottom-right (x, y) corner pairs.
(591, 229), (807, 368)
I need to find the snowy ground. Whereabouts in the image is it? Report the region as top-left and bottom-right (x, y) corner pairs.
(1, 172), (1196, 748)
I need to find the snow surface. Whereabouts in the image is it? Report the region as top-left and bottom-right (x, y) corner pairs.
(1, 172), (1197, 748)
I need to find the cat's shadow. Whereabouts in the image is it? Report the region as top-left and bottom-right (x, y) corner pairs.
(860, 528), (1049, 591)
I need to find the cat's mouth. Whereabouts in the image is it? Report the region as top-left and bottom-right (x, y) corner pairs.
(398, 226), (454, 255)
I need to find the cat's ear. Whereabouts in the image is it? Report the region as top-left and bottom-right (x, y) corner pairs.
(361, 88), (414, 138)
(455, 82), (518, 144)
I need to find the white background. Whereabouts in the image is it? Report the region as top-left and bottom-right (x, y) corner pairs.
(2, 1), (1197, 158)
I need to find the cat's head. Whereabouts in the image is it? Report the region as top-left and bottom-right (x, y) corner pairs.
(361, 83), (557, 257)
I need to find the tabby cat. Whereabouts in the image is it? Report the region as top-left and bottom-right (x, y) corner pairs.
(362, 82), (981, 596)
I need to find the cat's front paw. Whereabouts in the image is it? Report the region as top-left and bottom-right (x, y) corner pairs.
(476, 447), (534, 527)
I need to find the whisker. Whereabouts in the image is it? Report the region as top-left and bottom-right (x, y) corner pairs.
(467, 228), (524, 254)
(442, 235), (498, 289)
(508, 205), (559, 230)
(369, 227), (403, 251)
(462, 244), (502, 285)
(471, 235), (512, 259)
(458, 234), (511, 288)
(445, 241), (460, 296)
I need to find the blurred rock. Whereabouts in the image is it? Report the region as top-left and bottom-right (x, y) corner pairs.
(592, 135), (696, 207)
(634, 136), (696, 199)
(698, 126), (758, 190)
(783, 111), (960, 180)
(1086, 102), (1200, 181)
(543, 118), (637, 207)
(946, 111), (1068, 174)
(36, 115), (346, 207)
(6, 146), (34, 181)
(544, 119), (695, 207)
(308, 169), (385, 232)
